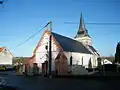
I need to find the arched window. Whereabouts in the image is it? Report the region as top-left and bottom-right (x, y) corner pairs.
(97, 57), (101, 67)
(81, 57), (83, 65)
(70, 56), (72, 66)
(45, 45), (48, 50)
(88, 58), (92, 68)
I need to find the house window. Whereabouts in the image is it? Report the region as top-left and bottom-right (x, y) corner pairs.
(4, 49), (7, 51)
(70, 56), (72, 66)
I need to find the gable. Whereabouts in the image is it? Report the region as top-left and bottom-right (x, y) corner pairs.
(35, 32), (50, 53)
(34, 30), (63, 54)
(33, 30), (48, 54)
(56, 51), (67, 60)
(0, 47), (13, 57)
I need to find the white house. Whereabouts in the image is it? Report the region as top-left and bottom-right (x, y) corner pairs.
(31, 14), (100, 75)
(101, 59), (112, 65)
(0, 47), (13, 65)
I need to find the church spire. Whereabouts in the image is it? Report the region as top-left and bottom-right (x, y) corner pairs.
(76, 13), (89, 38)
(79, 13), (85, 30)
(75, 14), (92, 46)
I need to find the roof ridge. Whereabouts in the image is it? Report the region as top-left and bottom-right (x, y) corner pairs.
(52, 32), (90, 45)
(52, 32), (71, 38)
(52, 32), (77, 42)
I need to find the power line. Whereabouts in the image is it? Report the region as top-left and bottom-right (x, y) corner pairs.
(16, 22), (49, 48)
(64, 22), (120, 25)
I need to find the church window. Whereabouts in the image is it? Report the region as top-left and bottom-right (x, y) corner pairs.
(88, 58), (92, 68)
(81, 57), (83, 65)
(97, 58), (101, 67)
(70, 56), (72, 66)
(45, 45), (48, 50)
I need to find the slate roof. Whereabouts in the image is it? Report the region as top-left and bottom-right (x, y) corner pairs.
(88, 45), (97, 52)
(52, 32), (92, 54)
(88, 45), (99, 55)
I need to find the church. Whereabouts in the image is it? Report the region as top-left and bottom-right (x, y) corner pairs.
(28, 14), (100, 75)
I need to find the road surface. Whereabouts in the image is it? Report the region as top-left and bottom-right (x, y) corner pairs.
(0, 71), (119, 90)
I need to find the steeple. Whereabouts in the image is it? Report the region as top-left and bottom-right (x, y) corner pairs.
(75, 13), (89, 38)
(79, 13), (85, 30)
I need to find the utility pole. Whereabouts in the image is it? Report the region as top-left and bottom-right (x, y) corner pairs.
(103, 59), (105, 76)
(49, 21), (52, 78)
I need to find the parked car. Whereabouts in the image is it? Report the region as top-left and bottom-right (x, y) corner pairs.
(0, 65), (6, 71)
(0, 65), (14, 71)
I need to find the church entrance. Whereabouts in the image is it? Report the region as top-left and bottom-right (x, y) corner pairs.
(42, 61), (48, 76)
(55, 52), (68, 75)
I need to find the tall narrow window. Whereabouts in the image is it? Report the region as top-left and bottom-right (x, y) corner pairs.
(97, 58), (101, 67)
(45, 45), (48, 50)
(88, 58), (92, 68)
(81, 57), (83, 66)
(70, 56), (72, 66)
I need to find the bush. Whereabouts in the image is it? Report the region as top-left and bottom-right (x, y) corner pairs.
(86, 68), (93, 72)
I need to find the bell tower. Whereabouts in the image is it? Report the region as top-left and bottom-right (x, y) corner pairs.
(75, 13), (92, 46)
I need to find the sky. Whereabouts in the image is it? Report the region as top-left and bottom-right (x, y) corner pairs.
(0, 0), (120, 57)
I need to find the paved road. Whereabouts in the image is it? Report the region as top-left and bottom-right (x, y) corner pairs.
(0, 71), (120, 90)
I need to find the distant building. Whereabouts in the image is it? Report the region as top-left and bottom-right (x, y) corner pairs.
(0, 47), (13, 65)
(101, 56), (114, 62)
(100, 56), (114, 65)
(29, 14), (100, 74)
(13, 57), (32, 66)
(101, 59), (112, 64)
